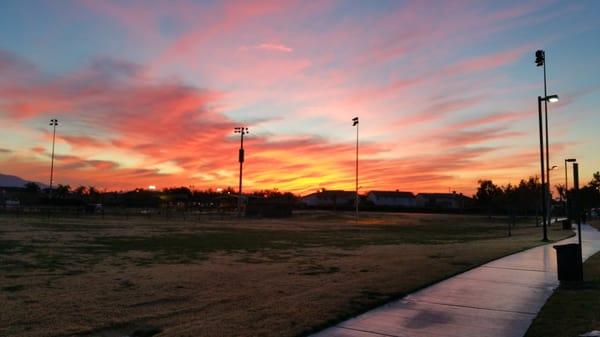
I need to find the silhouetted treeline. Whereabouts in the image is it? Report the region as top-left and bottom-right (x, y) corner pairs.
(473, 177), (540, 216)
(473, 172), (600, 218)
(2, 172), (599, 218)
(0, 184), (299, 210)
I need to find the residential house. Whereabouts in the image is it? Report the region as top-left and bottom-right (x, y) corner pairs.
(300, 190), (356, 208)
(416, 192), (471, 210)
(366, 190), (415, 207)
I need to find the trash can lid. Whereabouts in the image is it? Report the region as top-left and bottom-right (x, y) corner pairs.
(553, 243), (580, 250)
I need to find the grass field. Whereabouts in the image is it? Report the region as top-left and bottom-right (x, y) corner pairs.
(0, 211), (572, 337)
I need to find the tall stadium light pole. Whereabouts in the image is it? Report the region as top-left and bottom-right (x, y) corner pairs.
(352, 117), (359, 221)
(49, 119), (59, 198)
(538, 95), (559, 241)
(564, 158), (576, 220)
(234, 127), (248, 217)
(536, 50), (554, 225)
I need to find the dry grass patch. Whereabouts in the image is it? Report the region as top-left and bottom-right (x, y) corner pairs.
(0, 211), (572, 337)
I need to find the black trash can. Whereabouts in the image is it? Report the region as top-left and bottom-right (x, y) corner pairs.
(553, 243), (583, 282)
(562, 219), (572, 230)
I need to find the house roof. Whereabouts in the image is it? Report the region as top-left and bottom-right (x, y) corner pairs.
(368, 190), (414, 198)
(416, 193), (471, 200)
(301, 190), (356, 199)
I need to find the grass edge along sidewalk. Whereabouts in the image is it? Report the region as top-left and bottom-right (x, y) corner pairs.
(525, 251), (600, 337)
(526, 220), (600, 337)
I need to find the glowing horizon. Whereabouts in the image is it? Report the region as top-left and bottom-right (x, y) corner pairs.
(1, 0), (599, 196)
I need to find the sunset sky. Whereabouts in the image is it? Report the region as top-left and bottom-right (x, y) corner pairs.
(1, 0), (599, 195)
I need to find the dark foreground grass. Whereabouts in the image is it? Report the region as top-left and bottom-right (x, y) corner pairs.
(525, 251), (600, 337)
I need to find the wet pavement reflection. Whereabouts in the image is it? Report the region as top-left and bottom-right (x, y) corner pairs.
(311, 224), (600, 337)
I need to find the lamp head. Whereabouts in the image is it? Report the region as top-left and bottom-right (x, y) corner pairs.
(540, 94), (559, 103)
(535, 50), (545, 67)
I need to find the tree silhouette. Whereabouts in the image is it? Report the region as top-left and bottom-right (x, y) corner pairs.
(24, 182), (41, 194)
(55, 184), (71, 199)
(74, 186), (88, 200)
(555, 184), (566, 201)
(475, 180), (502, 217)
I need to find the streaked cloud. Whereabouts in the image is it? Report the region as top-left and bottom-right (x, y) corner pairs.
(240, 43), (293, 53)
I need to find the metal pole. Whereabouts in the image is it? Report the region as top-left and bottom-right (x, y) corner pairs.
(238, 131), (244, 217)
(49, 120), (57, 199)
(538, 97), (548, 241)
(565, 160), (569, 220)
(543, 61), (552, 224)
(355, 120), (359, 221)
(573, 163), (581, 246)
(564, 160), (568, 193)
(573, 162), (583, 279)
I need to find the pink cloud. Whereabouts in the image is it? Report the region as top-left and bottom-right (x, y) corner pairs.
(240, 43), (293, 53)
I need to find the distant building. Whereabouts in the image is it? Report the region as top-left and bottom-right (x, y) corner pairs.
(366, 190), (415, 207)
(300, 190), (356, 208)
(416, 192), (471, 210)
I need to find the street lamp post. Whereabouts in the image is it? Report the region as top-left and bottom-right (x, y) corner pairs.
(352, 117), (359, 221)
(536, 50), (556, 227)
(573, 162), (583, 271)
(537, 94), (559, 241)
(564, 158), (576, 221)
(49, 119), (59, 198)
(234, 127), (249, 217)
(537, 96), (547, 241)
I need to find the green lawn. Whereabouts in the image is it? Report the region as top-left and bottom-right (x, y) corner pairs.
(526, 251), (600, 337)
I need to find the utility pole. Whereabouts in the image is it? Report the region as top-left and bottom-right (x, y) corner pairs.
(352, 117), (359, 221)
(234, 127), (249, 217)
(49, 119), (59, 198)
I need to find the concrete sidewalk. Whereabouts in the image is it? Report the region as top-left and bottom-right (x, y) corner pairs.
(311, 224), (600, 337)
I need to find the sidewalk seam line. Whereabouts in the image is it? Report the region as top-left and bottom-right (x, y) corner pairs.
(405, 298), (538, 315)
(481, 265), (555, 273)
(452, 276), (556, 289)
(335, 326), (400, 337)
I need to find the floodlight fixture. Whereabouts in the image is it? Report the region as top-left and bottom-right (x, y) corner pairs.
(535, 50), (545, 67)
